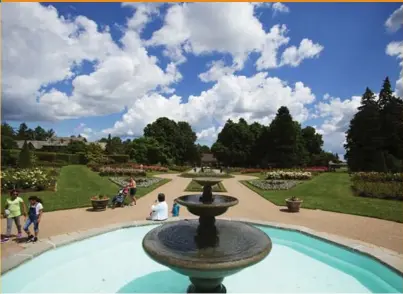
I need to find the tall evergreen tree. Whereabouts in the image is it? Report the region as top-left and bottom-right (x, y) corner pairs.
(18, 141), (32, 168)
(266, 106), (306, 168)
(378, 77), (403, 171)
(345, 88), (386, 172)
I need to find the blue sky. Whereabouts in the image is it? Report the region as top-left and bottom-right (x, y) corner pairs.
(2, 3), (403, 154)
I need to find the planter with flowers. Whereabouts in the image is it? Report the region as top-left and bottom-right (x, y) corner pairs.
(286, 196), (303, 212)
(91, 195), (110, 211)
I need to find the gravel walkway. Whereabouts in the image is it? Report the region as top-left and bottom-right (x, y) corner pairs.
(2, 173), (402, 258)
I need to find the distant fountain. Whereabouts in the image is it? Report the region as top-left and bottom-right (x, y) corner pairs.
(142, 178), (272, 293)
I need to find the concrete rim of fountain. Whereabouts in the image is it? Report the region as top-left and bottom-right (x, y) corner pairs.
(2, 218), (403, 277)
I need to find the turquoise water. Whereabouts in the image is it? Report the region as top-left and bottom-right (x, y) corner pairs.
(2, 225), (402, 293)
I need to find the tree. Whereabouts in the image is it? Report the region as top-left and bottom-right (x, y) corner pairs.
(265, 106), (307, 168)
(301, 126), (324, 165)
(34, 126), (48, 140)
(378, 77), (403, 172)
(130, 137), (168, 164)
(211, 119), (256, 166)
(16, 123), (29, 140)
(67, 141), (87, 154)
(345, 88), (386, 172)
(18, 141), (32, 168)
(105, 134), (124, 154)
(144, 117), (198, 164)
(1, 123), (17, 149)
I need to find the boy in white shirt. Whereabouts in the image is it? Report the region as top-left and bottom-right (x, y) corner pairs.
(146, 193), (168, 221)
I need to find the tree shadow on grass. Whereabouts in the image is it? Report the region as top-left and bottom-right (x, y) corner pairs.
(117, 270), (188, 293)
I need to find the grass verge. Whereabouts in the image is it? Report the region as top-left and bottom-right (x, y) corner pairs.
(185, 180), (227, 192)
(241, 172), (403, 223)
(1, 165), (170, 212)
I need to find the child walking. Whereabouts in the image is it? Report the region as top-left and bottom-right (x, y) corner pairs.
(1, 190), (27, 243)
(23, 196), (44, 243)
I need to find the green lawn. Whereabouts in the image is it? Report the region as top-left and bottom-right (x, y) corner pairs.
(1, 165), (170, 212)
(241, 172), (403, 223)
(185, 180), (227, 192)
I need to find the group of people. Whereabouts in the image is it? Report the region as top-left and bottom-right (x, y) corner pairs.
(2, 177), (180, 244)
(1, 190), (44, 244)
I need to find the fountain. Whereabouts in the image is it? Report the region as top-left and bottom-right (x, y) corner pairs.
(142, 178), (272, 293)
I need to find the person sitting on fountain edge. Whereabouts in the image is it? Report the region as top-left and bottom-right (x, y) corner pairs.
(146, 193), (168, 221)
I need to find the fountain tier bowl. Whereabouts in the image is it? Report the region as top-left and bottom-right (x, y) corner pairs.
(193, 178), (223, 187)
(142, 219), (272, 279)
(175, 195), (239, 217)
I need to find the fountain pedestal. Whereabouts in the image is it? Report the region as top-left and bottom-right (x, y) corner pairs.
(142, 178), (272, 293)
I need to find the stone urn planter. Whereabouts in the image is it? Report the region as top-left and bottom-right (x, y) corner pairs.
(91, 195), (109, 211)
(286, 197), (303, 212)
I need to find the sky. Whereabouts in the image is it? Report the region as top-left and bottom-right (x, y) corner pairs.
(2, 2), (403, 156)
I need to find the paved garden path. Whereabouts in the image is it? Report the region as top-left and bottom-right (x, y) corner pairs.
(2, 173), (403, 258)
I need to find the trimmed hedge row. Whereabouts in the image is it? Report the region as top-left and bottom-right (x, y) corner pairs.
(1, 149), (129, 166)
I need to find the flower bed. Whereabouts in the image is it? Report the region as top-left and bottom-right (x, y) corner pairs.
(131, 164), (168, 172)
(1, 168), (58, 191)
(266, 170), (312, 180)
(351, 172), (403, 200)
(248, 179), (300, 190)
(351, 172), (402, 182)
(98, 167), (146, 177)
(109, 177), (163, 188)
(240, 168), (268, 174)
(304, 166), (328, 172)
(180, 172), (233, 178)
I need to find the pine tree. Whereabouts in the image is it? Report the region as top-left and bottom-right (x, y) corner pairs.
(266, 106), (307, 168)
(378, 77), (403, 171)
(18, 141), (32, 168)
(345, 88), (386, 172)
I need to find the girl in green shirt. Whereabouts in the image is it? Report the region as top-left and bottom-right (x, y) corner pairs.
(2, 190), (27, 243)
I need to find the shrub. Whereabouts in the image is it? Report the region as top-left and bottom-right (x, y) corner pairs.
(1, 168), (57, 191)
(304, 166), (328, 172)
(98, 167), (146, 177)
(352, 180), (403, 200)
(266, 170), (312, 180)
(34, 151), (57, 162)
(109, 177), (163, 188)
(18, 142), (32, 168)
(248, 179), (300, 190)
(180, 172), (233, 178)
(240, 168), (267, 174)
(108, 154), (129, 163)
(169, 165), (190, 172)
(351, 172), (402, 182)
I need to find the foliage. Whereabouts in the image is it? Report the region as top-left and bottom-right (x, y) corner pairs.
(248, 180), (300, 190)
(98, 166), (146, 177)
(185, 180), (227, 192)
(180, 172), (233, 178)
(242, 172), (403, 222)
(1, 168), (57, 191)
(129, 137), (168, 164)
(351, 172), (402, 182)
(345, 78), (403, 172)
(168, 165), (191, 172)
(18, 141), (32, 168)
(351, 172), (403, 200)
(266, 170), (312, 180)
(109, 177), (164, 188)
(66, 141), (87, 154)
(240, 168), (268, 174)
(91, 195), (109, 200)
(352, 180), (402, 200)
(144, 117), (199, 165)
(304, 166), (329, 172)
(108, 154), (129, 163)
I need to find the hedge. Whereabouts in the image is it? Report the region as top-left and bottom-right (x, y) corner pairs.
(2, 149), (129, 166)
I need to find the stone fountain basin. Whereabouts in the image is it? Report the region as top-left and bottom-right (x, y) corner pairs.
(193, 178), (223, 187)
(175, 195), (239, 217)
(142, 219), (272, 280)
